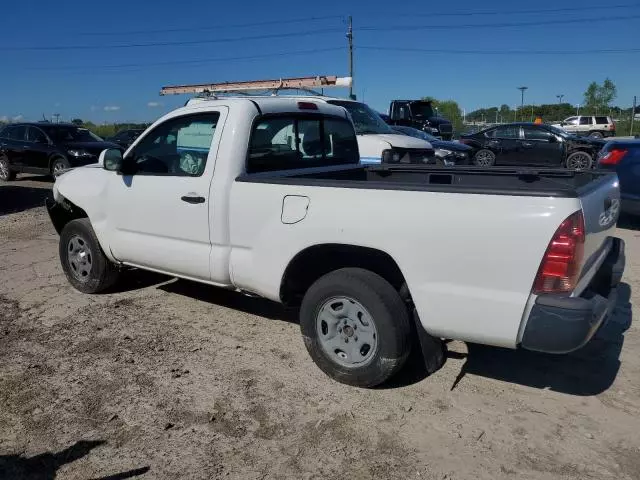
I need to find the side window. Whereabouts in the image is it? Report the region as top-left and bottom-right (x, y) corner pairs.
(0, 126), (13, 139)
(7, 126), (27, 141)
(494, 126), (520, 139)
(247, 115), (359, 173)
(128, 113), (219, 176)
(27, 127), (48, 143)
(523, 127), (552, 141)
(595, 116), (609, 125)
(579, 117), (592, 125)
(564, 117), (578, 125)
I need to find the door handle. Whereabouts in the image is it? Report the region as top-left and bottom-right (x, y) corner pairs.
(181, 195), (205, 204)
(522, 142), (534, 148)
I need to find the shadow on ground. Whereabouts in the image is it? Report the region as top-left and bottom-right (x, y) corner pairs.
(0, 440), (149, 480)
(159, 279), (298, 323)
(447, 282), (633, 395)
(0, 185), (51, 216)
(617, 213), (640, 231)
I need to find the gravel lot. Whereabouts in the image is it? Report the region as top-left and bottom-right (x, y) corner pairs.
(1, 177), (639, 480)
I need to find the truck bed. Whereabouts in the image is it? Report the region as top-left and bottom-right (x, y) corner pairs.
(237, 164), (614, 198)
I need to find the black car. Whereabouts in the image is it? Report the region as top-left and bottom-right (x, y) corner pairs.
(459, 123), (605, 169)
(387, 100), (454, 140)
(391, 125), (472, 165)
(106, 128), (144, 150)
(0, 123), (121, 181)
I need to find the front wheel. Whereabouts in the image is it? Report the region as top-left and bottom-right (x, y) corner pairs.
(566, 151), (593, 170)
(300, 268), (412, 387)
(0, 155), (16, 181)
(51, 156), (71, 177)
(473, 149), (496, 167)
(59, 218), (120, 293)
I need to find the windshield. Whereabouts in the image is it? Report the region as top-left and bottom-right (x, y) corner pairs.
(45, 127), (103, 142)
(409, 101), (436, 118)
(546, 125), (570, 138)
(327, 100), (394, 135)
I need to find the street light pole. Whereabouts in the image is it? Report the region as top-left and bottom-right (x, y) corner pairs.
(518, 86), (528, 121)
(556, 94), (564, 104)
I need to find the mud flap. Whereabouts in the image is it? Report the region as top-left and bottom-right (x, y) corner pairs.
(412, 308), (446, 374)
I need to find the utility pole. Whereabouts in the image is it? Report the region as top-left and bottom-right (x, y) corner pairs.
(347, 16), (354, 100)
(631, 95), (637, 137)
(556, 94), (564, 104)
(518, 86), (528, 121)
(576, 104), (580, 116)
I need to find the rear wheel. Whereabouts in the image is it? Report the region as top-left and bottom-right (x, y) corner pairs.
(0, 155), (15, 181)
(51, 156), (71, 177)
(588, 131), (604, 138)
(300, 268), (412, 387)
(566, 151), (593, 170)
(59, 218), (120, 293)
(473, 149), (496, 167)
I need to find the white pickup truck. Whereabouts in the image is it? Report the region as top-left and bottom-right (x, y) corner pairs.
(47, 96), (625, 387)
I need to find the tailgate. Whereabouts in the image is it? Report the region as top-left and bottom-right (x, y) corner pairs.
(576, 172), (620, 292)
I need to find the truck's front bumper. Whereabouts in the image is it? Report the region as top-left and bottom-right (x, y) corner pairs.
(521, 237), (625, 354)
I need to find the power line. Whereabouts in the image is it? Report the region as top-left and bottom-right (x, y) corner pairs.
(80, 15), (345, 36)
(378, 2), (640, 18)
(0, 27), (344, 51)
(358, 13), (640, 31)
(23, 47), (345, 71)
(357, 46), (640, 55)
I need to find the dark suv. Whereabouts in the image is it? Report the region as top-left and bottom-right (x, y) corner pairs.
(0, 123), (120, 181)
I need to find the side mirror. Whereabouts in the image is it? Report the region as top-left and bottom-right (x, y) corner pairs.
(99, 148), (123, 172)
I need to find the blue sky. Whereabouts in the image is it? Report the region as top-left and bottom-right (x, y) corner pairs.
(2, 0), (639, 123)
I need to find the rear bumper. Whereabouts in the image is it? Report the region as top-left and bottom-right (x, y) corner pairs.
(521, 237), (625, 354)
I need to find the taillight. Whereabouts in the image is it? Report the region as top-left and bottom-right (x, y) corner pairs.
(533, 211), (585, 294)
(599, 148), (628, 166)
(297, 101), (318, 110)
(609, 123), (616, 131)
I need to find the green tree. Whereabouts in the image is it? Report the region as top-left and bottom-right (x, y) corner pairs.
(583, 78), (617, 114)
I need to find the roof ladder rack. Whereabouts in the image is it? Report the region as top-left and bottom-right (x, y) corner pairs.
(159, 75), (352, 96)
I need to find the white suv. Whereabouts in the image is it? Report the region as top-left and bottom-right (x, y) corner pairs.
(552, 115), (616, 138)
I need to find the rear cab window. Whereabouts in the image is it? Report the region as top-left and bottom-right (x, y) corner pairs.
(247, 114), (359, 173)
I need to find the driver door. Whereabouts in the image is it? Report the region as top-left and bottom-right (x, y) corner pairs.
(107, 109), (227, 280)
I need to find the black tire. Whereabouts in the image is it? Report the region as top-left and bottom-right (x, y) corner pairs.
(50, 156), (71, 177)
(300, 268), (412, 387)
(565, 151), (593, 170)
(473, 149), (496, 167)
(0, 155), (16, 181)
(589, 131), (604, 138)
(59, 218), (120, 293)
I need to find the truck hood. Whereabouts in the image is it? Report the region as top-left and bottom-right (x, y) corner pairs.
(357, 134), (432, 163)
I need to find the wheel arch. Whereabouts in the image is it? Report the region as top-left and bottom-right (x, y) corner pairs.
(279, 243), (407, 306)
(48, 153), (68, 172)
(47, 196), (88, 235)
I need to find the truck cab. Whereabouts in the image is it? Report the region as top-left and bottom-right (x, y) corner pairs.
(388, 100), (454, 140)
(188, 96), (435, 165)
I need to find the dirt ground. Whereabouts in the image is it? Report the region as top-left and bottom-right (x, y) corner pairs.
(1, 176), (639, 480)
